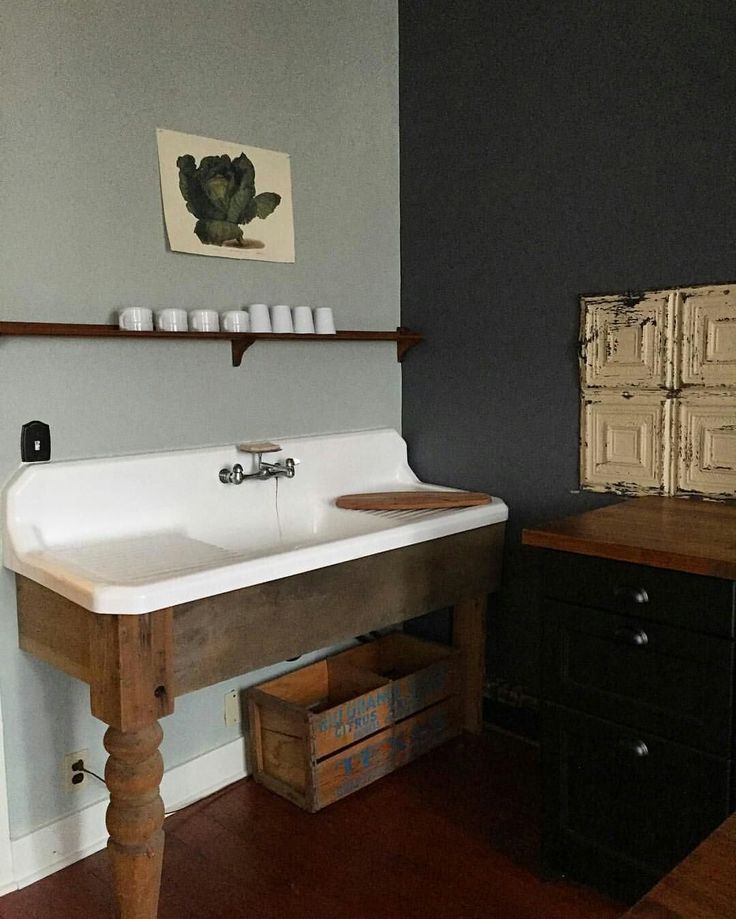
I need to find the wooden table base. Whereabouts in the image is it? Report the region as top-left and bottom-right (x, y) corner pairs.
(14, 524), (504, 918)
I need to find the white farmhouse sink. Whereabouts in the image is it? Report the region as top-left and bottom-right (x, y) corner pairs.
(2, 428), (507, 615)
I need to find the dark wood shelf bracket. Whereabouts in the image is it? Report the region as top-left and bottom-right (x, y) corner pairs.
(230, 336), (256, 367)
(396, 326), (422, 362)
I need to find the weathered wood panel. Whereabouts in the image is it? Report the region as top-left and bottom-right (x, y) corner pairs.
(173, 525), (504, 696)
(15, 526), (503, 711)
(16, 575), (92, 682)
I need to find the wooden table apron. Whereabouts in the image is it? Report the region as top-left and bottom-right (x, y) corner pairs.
(14, 524), (504, 919)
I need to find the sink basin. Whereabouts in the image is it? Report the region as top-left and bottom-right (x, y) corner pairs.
(2, 428), (508, 614)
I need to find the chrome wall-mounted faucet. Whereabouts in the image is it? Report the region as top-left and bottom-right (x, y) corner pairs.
(219, 442), (297, 485)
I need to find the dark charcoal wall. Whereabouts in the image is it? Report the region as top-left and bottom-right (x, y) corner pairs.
(400, 0), (736, 694)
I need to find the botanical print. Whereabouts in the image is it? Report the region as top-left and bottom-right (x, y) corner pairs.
(157, 128), (295, 263)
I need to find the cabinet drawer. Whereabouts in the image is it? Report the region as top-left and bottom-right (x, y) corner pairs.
(541, 550), (735, 637)
(543, 599), (734, 754)
(542, 703), (732, 901)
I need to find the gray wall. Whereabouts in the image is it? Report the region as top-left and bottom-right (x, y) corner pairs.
(0, 0), (399, 836)
(400, 1), (736, 696)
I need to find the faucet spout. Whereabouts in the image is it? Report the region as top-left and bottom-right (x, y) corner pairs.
(245, 454), (296, 480)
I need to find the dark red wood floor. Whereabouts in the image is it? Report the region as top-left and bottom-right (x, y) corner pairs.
(0, 731), (624, 918)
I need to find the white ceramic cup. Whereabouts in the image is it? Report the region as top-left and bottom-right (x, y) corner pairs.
(155, 308), (188, 332)
(314, 307), (336, 335)
(221, 310), (250, 333)
(271, 304), (294, 334)
(189, 309), (220, 332)
(118, 307), (153, 332)
(292, 305), (315, 334)
(248, 303), (271, 333)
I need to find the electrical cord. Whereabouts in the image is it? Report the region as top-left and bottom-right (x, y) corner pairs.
(72, 761), (230, 818)
(71, 763), (105, 786)
(80, 766), (105, 783)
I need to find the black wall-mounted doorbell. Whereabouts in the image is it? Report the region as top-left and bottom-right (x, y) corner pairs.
(21, 420), (51, 462)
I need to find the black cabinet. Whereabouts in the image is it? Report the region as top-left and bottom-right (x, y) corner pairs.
(543, 598), (734, 754)
(539, 551), (736, 902)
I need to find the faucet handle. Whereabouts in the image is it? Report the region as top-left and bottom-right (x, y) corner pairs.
(219, 463), (245, 485)
(237, 441), (282, 454)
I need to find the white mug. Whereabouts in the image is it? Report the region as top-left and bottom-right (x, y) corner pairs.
(314, 307), (336, 335)
(248, 303), (271, 333)
(221, 310), (250, 333)
(189, 309), (220, 332)
(292, 306), (315, 334)
(156, 308), (188, 332)
(271, 304), (294, 334)
(118, 307), (153, 332)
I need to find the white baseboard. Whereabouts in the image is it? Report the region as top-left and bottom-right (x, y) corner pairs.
(10, 736), (248, 892)
(0, 708), (14, 898)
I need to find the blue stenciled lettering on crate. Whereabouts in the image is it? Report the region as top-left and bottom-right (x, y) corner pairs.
(331, 710), (451, 801)
(412, 711), (449, 744)
(393, 666), (450, 719)
(333, 709), (378, 741)
(339, 711), (449, 778)
(340, 733), (391, 776)
(318, 687), (391, 736)
(394, 711), (450, 759)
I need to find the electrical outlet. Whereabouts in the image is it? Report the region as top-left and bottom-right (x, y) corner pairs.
(224, 690), (241, 727)
(62, 749), (89, 791)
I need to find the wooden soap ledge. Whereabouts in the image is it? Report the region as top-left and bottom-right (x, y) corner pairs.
(336, 491), (491, 511)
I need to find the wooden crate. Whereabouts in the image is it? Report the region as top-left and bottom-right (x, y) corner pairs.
(247, 634), (460, 811)
(334, 632), (460, 720)
(315, 697), (460, 809)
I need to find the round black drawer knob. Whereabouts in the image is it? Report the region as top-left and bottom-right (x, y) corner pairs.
(614, 626), (649, 646)
(613, 586), (649, 605)
(618, 738), (649, 757)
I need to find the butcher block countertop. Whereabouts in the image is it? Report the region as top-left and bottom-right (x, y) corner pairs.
(522, 496), (736, 580)
(623, 811), (736, 918)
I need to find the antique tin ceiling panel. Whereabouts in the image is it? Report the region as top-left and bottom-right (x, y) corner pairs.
(580, 391), (670, 494)
(580, 282), (735, 498)
(581, 291), (671, 390)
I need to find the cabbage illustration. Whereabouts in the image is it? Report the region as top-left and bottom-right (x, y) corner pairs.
(176, 152), (281, 247)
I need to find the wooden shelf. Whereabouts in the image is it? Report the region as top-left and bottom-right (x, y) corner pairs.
(0, 321), (422, 366)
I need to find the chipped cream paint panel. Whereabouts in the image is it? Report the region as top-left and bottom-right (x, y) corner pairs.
(580, 281), (736, 498)
(580, 291), (671, 389)
(580, 391), (672, 494)
(680, 285), (736, 387)
(677, 392), (736, 497)
(668, 290), (680, 391)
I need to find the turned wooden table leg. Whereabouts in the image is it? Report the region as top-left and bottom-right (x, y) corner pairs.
(89, 609), (175, 919)
(104, 724), (165, 919)
(453, 595), (487, 734)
